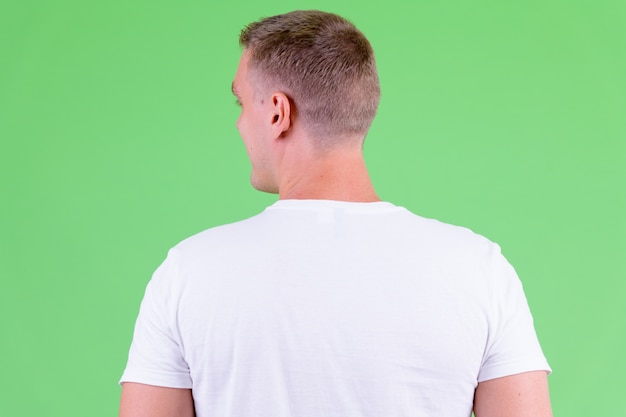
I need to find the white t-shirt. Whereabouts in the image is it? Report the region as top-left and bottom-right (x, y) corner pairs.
(121, 200), (550, 417)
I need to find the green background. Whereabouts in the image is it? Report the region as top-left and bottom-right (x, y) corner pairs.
(1, 0), (624, 415)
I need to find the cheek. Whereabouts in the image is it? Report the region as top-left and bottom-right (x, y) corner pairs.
(236, 112), (243, 131)
(236, 116), (250, 142)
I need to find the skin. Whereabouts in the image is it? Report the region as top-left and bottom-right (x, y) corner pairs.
(119, 383), (194, 417)
(474, 371), (553, 417)
(231, 50), (380, 202)
(119, 50), (553, 417)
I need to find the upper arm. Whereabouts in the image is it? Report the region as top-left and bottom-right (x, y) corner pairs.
(119, 382), (195, 417)
(473, 371), (552, 417)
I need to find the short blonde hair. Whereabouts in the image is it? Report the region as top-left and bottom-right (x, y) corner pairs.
(240, 10), (380, 145)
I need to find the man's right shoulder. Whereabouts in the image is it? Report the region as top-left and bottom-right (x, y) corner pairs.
(171, 210), (270, 253)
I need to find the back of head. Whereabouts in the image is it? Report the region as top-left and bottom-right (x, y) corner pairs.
(240, 10), (380, 147)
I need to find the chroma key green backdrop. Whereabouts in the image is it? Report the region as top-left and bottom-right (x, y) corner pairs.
(1, 1), (624, 416)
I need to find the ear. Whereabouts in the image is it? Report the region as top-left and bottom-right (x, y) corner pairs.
(269, 92), (291, 138)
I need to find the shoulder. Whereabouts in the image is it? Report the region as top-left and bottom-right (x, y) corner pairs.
(396, 207), (500, 258)
(174, 209), (271, 252)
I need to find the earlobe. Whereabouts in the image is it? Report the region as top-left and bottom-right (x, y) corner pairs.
(270, 92), (291, 137)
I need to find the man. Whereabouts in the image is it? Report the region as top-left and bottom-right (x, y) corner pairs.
(120, 10), (552, 417)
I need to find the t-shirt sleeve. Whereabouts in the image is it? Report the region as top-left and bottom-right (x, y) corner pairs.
(477, 244), (551, 382)
(120, 249), (193, 388)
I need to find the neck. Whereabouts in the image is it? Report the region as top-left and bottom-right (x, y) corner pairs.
(276, 142), (380, 202)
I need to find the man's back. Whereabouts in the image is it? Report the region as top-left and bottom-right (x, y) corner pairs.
(119, 11), (552, 417)
(121, 200), (549, 417)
